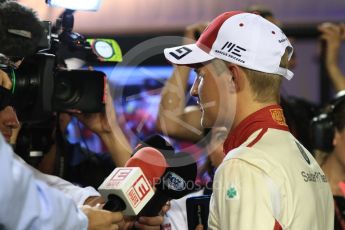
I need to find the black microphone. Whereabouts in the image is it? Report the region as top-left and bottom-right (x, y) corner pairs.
(133, 134), (175, 155)
(138, 151), (198, 217)
(0, 1), (44, 57)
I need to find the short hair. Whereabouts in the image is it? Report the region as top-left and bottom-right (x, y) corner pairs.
(241, 48), (291, 103)
(207, 47), (291, 104)
(0, 1), (43, 57)
(241, 68), (282, 103)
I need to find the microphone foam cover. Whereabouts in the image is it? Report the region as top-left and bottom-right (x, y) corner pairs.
(125, 147), (167, 186)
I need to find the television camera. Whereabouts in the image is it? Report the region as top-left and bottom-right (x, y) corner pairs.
(12, 10), (106, 123)
(0, 0), (115, 169)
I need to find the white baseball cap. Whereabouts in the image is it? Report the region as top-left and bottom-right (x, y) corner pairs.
(164, 11), (294, 80)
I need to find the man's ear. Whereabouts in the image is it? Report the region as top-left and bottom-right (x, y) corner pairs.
(228, 65), (242, 92)
(333, 129), (340, 147)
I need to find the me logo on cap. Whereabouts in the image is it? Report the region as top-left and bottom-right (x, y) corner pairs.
(169, 47), (192, 60)
(221, 41), (246, 57)
(215, 41), (247, 64)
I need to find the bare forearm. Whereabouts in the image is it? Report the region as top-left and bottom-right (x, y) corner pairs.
(161, 65), (191, 111)
(156, 65), (204, 141)
(156, 22), (208, 141)
(319, 23), (345, 92)
(327, 64), (345, 92)
(100, 126), (132, 167)
(156, 65), (191, 131)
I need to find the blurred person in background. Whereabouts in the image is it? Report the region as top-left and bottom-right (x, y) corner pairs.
(312, 91), (345, 230)
(319, 22), (345, 92)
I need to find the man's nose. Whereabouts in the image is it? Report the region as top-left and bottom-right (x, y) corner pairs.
(190, 78), (200, 97)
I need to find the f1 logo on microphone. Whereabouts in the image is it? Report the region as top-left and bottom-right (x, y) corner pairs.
(106, 168), (132, 187)
(127, 175), (151, 207)
(111, 168), (132, 181)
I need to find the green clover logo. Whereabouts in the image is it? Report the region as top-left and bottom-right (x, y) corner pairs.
(227, 186), (237, 199)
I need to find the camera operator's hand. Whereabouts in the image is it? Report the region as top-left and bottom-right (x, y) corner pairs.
(0, 69), (21, 143)
(81, 205), (125, 230)
(0, 69), (12, 90)
(74, 83), (131, 167)
(75, 83), (117, 136)
(183, 22), (209, 45)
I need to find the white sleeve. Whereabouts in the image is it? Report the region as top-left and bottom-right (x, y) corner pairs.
(163, 189), (205, 230)
(165, 197), (189, 230)
(208, 193), (220, 229)
(14, 153), (101, 206)
(0, 135), (88, 229)
(208, 158), (279, 230)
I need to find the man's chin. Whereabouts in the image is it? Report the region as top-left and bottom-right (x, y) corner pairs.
(201, 116), (215, 128)
(201, 115), (229, 128)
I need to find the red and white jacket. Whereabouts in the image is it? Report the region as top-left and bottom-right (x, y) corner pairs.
(208, 105), (334, 230)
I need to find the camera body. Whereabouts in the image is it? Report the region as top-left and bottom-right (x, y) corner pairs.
(8, 17), (106, 167)
(0, 1), (107, 171)
(13, 53), (106, 122)
(12, 19), (106, 123)
(310, 91), (345, 152)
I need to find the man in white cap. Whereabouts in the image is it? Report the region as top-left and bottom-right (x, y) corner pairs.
(164, 11), (334, 229)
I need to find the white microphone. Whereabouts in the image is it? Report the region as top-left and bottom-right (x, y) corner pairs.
(98, 167), (154, 216)
(98, 147), (168, 215)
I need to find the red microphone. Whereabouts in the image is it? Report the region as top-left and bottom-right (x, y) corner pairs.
(125, 146), (168, 186)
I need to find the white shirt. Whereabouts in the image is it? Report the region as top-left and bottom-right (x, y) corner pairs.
(0, 134), (88, 229)
(208, 128), (334, 229)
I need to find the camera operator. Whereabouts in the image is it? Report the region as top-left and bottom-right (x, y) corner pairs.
(0, 1), (129, 229)
(0, 1), (167, 229)
(311, 91), (345, 229)
(20, 83), (132, 189)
